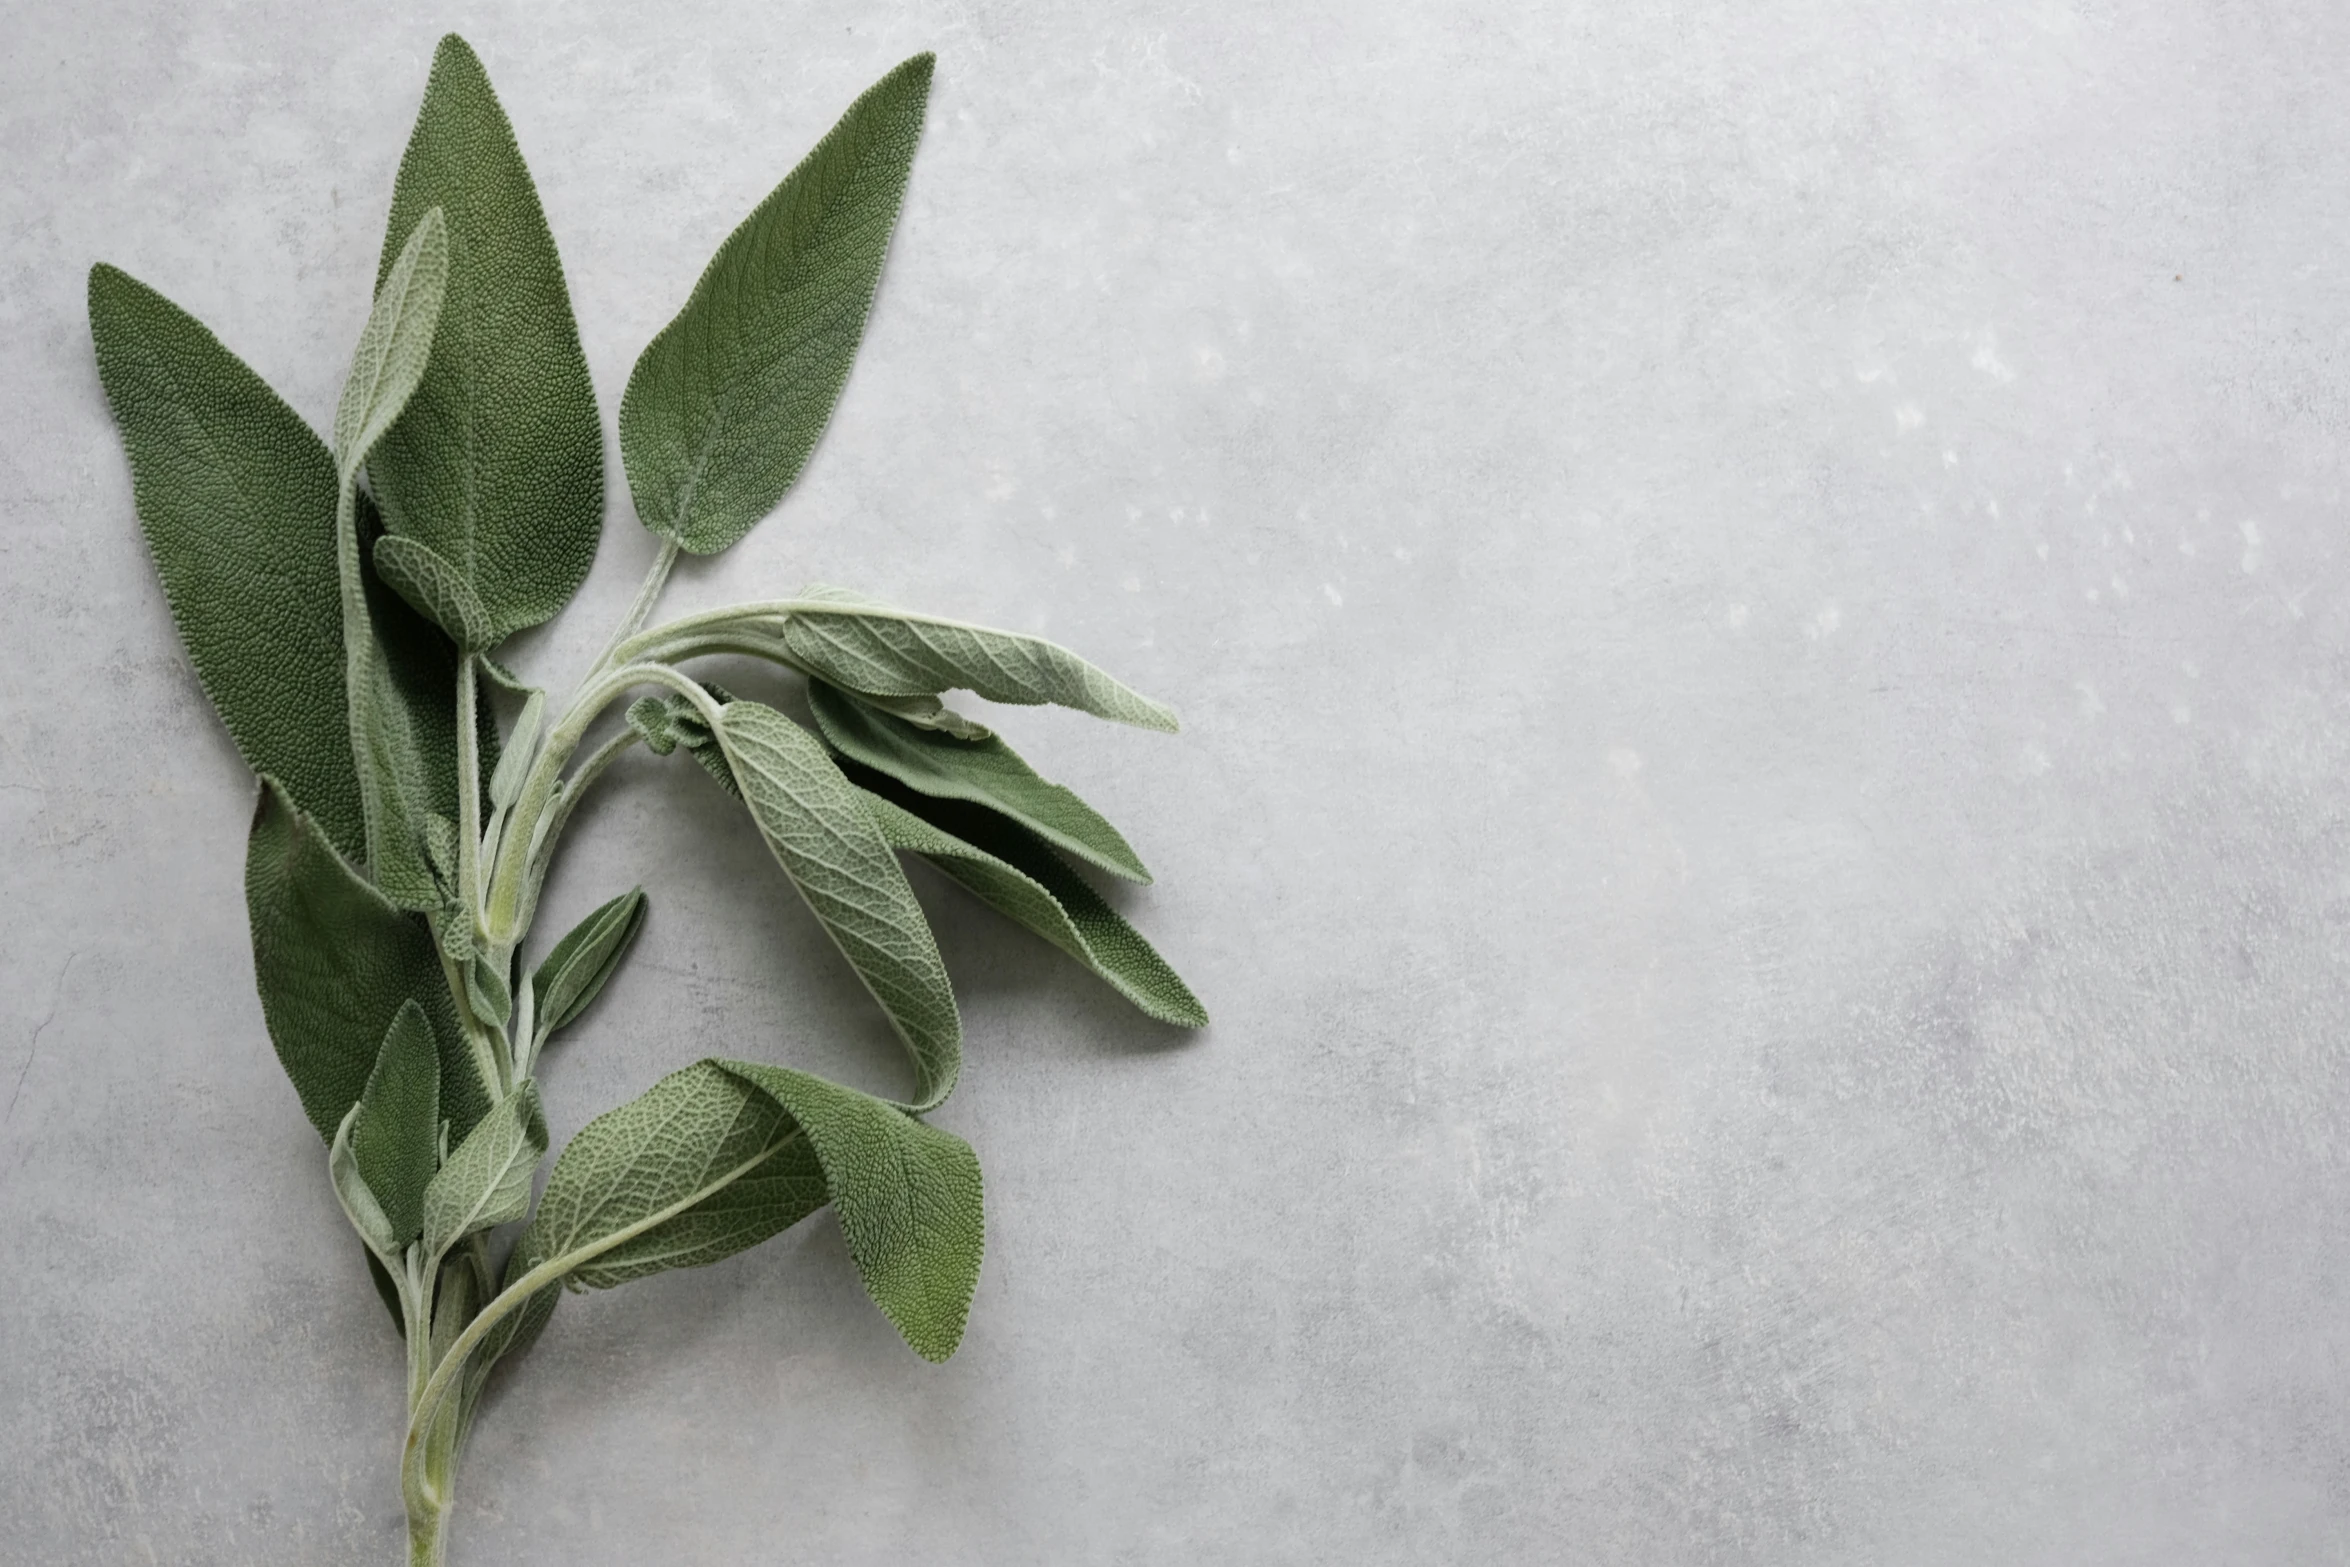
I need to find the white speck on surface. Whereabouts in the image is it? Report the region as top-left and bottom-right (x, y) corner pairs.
(1895, 403), (1925, 431)
(1806, 602), (1842, 639)
(2110, 576), (2129, 599)
(1056, 544), (1077, 568)
(1606, 747), (1643, 779)
(1393, 545), (1412, 562)
(2076, 681), (2105, 718)
(1943, 449), (1959, 467)
(1322, 583), (1343, 606)
(1726, 603), (1750, 630)
(1971, 336), (2016, 381)
(2172, 703), (2193, 725)
(2240, 518), (2262, 573)
(2036, 541), (2050, 560)
(1121, 575), (1142, 593)
(1193, 346), (1225, 381)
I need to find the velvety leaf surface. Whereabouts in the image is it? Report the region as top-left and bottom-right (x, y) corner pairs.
(532, 888), (647, 1039)
(244, 780), (487, 1142)
(505, 1058), (980, 1362)
(422, 1081), (546, 1260)
(88, 265), (363, 857)
(506, 1060), (808, 1290)
(713, 699), (960, 1109)
(858, 780), (1207, 1028)
(811, 678), (1151, 882)
(718, 1059), (983, 1362)
(371, 33), (603, 643)
(348, 998), (442, 1244)
(619, 56), (932, 555)
(782, 585), (1180, 731)
(332, 207), (447, 478)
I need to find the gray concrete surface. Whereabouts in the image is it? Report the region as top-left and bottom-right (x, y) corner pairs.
(6, 1), (2350, 1561)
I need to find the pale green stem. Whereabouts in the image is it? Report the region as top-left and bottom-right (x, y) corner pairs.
(455, 653), (482, 925)
(482, 661), (719, 945)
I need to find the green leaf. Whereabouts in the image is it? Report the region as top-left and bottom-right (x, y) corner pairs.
(372, 533), (493, 652)
(810, 679), (1150, 882)
(506, 1060), (817, 1291)
(618, 55), (933, 555)
(370, 33), (603, 644)
(858, 780), (1207, 1028)
(332, 207), (448, 478)
(782, 585), (1180, 732)
(364, 1249), (407, 1338)
(422, 1081), (546, 1261)
(245, 780), (490, 1143)
(329, 1103), (399, 1256)
(504, 1058), (981, 1362)
(845, 690), (992, 741)
(488, 688), (546, 809)
(345, 493), (486, 912)
(712, 700), (960, 1110)
(348, 999), (443, 1245)
(716, 1060), (982, 1362)
(628, 687), (744, 798)
(532, 888), (647, 1039)
(88, 265), (363, 858)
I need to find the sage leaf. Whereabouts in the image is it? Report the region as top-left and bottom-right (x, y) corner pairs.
(504, 1058), (980, 1362)
(488, 688), (546, 809)
(373, 533), (493, 651)
(330, 1103), (399, 1256)
(364, 1249), (407, 1338)
(332, 207), (448, 479)
(88, 266), (364, 858)
(349, 999), (443, 1245)
(244, 779), (488, 1142)
(505, 1060), (810, 1291)
(717, 1059), (983, 1362)
(849, 690), (991, 741)
(618, 55), (933, 555)
(345, 509), (477, 913)
(859, 782), (1207, 1028)
(629, 686), (744, 798)
(466, 952), (513, 1028)
(811, 679), (1150, 882)
(713, 700), (960, 1109)
(532, 888), (647, 1039)
(422, 1081), (546, 1261)
(370, 34), (603, 644)
(782, 585), (1179, 732)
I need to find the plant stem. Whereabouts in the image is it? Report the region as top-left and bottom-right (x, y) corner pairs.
(455, 653), (482, 926)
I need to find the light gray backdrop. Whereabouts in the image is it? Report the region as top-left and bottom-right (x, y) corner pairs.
(5, 1), (2349, 1562)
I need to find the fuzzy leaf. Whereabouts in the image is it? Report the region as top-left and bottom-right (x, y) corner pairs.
(348, 999), (443, 1245)
(373, 533), (493, 651)
(717, 1060), (982, 1362)
(245, 780), (489, 1143)
(811, 679), (1149, 882)
(713, 700), (960, 1109)
(346, 497), (482, 912)
(859, 780), (1207, 1028)
(370, 34), (603, 644)
(505, 1060), (814, 1292)
(422, 1081), (546, 1260)
(332, 207), (448, 477)
(782, 586), (1179, 732)
(619, 56), (932, 555)
(505, 1058), (981, 1362)
(88, 266), (363, 858)
(532, 888), (647, 1039)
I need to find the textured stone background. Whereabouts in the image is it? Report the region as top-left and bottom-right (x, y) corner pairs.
(6, 1), (2350, 1562)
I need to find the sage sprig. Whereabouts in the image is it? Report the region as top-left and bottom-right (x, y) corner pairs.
(88, 36), (1202, 1566)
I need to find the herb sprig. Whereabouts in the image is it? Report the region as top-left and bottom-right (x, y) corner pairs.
(89, 37), (1202, 1564)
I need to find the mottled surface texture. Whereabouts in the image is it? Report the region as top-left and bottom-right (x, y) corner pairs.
(4, 2), (2348, 1562)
